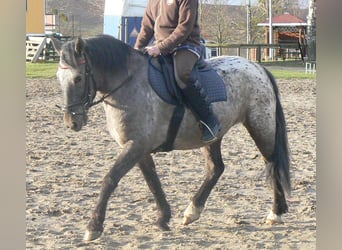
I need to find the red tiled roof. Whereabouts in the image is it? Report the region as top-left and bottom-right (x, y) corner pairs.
(258, 13), (307, 26)
(273, 13), (306, 23)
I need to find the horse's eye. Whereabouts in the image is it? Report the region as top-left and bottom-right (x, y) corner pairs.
(74, 76), (82, 84)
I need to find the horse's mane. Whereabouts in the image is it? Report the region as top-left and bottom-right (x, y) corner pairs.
(62, 34), (135, 72)
(85, 35), (134, 71)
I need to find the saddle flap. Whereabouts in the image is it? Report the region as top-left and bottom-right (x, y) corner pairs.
(149, 56), (181, 105)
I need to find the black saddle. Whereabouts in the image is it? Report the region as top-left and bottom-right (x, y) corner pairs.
(148, 55), (227, 105)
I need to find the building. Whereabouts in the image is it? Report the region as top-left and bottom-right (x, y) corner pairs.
(26, 0), (45, 35)
(258, 12), (308, 59)
(104, 0), (147, 46)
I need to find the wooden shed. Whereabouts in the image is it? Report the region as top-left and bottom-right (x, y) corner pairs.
(258, 12), (308, 60)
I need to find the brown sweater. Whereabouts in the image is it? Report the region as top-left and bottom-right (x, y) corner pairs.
(135, 0), (201, 55)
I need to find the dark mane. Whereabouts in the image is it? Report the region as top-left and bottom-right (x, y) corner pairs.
(84, 35), (133, 72)
(61, 35), (134, 72)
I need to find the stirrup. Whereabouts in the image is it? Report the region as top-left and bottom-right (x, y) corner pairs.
(200, 120), (220, 142)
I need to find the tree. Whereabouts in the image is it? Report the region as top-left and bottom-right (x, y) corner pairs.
(199, 0), (246, 55)
(306, 0), (316, 61)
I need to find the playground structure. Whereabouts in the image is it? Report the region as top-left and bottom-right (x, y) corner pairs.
(26, 35), (72, 63)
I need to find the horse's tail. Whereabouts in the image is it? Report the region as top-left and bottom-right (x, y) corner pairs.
(264, 67), (291, 195)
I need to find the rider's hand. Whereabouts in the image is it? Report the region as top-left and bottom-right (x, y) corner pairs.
(145, 45), (161, 57)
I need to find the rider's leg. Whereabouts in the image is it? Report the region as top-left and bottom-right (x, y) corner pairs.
(173, 50), (221, 142)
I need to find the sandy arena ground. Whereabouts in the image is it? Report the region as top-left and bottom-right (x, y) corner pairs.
(26, 77), (316, 249)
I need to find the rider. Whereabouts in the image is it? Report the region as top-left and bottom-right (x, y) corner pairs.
(134, 0), (221, 142)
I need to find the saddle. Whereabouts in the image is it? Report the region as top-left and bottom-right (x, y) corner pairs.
(148, 55), (227, 152)
(148, 55), (227, 105)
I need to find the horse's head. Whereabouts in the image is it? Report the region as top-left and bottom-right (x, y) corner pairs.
(53, 37), (96, 131)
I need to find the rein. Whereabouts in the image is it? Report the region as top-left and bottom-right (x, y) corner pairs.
(56, 54), (130, 115)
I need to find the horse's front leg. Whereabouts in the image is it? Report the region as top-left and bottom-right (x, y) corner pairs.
(183, 139), (225, 225)
(84, 140), (144, 242)
(137, 154), (171, 230)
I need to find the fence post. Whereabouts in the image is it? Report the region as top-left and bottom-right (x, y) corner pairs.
(257, 45), (261, 62)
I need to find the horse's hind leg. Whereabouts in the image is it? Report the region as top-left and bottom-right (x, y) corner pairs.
(183, 139), (225, 225)
(137, 154), (171, 230)
(244, 110), (289, 224)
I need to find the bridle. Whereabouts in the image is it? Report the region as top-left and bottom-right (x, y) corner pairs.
(56, 55), (95, 115)
(56, 53), (129, 116)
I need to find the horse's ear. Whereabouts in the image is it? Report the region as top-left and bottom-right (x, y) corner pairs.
(75, 37), (85, 55)
(50, 38), (62, 55)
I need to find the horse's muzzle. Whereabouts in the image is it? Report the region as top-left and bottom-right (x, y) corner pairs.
(63, 112), (88, 131)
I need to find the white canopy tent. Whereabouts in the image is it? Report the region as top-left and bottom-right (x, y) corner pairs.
(104, 0), (148, 16)
(104, 0), (148, 39)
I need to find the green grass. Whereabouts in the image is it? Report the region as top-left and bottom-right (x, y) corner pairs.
(26, 62), (58, 79)
(26, 61), (316, 80)
(260, 60), (316, 79)
(267, 69), (316, 79)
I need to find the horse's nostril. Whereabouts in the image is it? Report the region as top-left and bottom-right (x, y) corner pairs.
(72, 122), (78, 129)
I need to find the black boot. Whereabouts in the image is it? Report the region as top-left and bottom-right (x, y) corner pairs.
(181, 80), (221, 142)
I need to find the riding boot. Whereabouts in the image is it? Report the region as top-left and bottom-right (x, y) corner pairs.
(181, 80), (221, 142)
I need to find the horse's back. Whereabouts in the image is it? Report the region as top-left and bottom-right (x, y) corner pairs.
(207, 56), (276, 121)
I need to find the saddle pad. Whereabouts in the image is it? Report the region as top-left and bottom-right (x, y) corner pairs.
(148, 58), (227, 106)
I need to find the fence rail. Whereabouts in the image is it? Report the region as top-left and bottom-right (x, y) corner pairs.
(205, 43), (305, 62)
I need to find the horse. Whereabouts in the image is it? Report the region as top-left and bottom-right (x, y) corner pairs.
(53, 34), (291, 242)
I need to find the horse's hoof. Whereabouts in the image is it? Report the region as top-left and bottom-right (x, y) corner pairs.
(183, 202), (203, 225)
(266, 210), (284, 225)
(156, 220), (170, 231)
(83, 229), (102, 242)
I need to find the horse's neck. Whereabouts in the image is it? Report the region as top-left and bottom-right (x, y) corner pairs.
(98, 52), (149, 98)
(127, 51), (148, 73)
